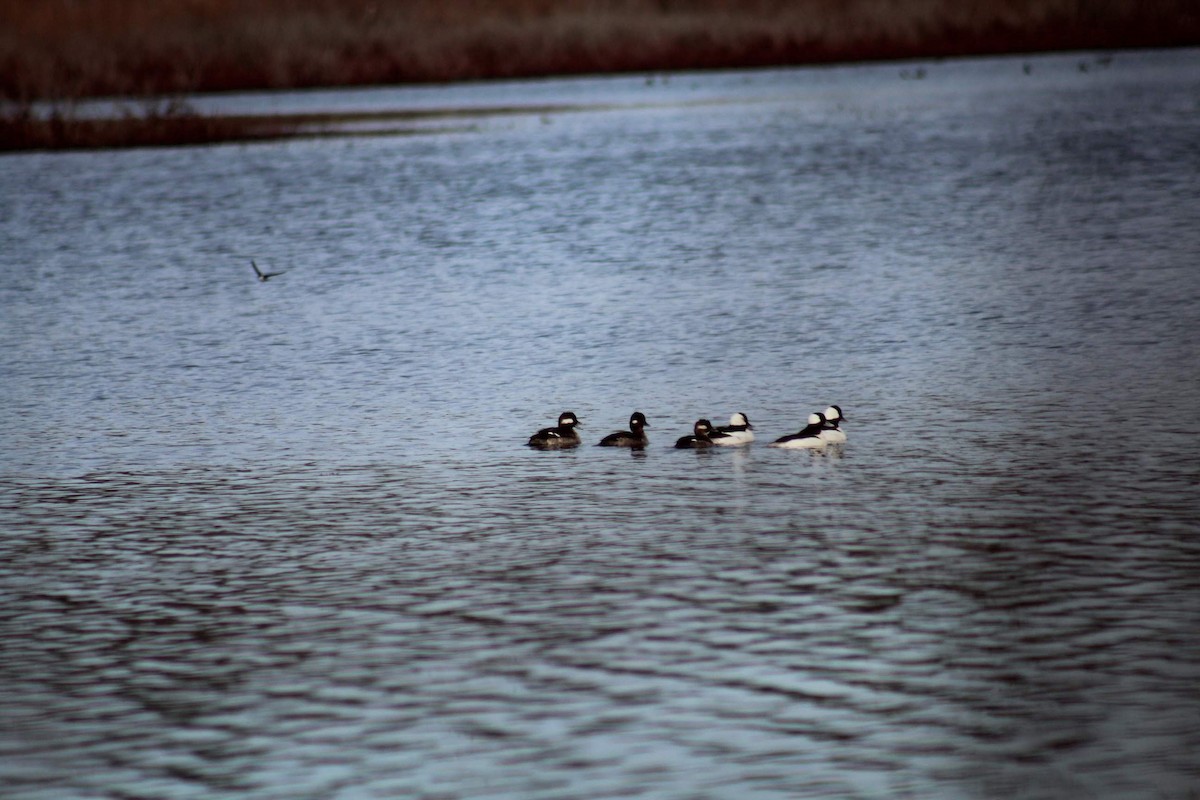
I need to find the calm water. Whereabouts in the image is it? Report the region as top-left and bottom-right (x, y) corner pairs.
(2, 49), (1199, 799)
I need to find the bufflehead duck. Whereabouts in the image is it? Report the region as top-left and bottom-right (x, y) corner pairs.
(251, 259), (286, 282)
(528, 411), (582, 449)
(598, 412), (649, 448)
(712, 412), (754, 445)
(675, 419), (716, 449)
(770, 413), (828, 449)
(818, 405), (847, 443)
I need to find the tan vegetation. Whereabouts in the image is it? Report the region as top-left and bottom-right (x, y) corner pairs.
(2, 0), (1197, 150)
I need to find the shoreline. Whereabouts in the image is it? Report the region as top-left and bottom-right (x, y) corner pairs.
(3, 41), (1197, 152)
(3, 0), (1197, 151)
(0, 45), (1173, 153)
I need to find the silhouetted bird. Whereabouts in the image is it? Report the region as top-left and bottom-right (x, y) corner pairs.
(598, 412), (650, 448)
(251, 259), (286, 282)
(528, 411), (582, 449)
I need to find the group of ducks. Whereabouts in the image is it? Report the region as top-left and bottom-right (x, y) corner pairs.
(527, 406), (847, 450)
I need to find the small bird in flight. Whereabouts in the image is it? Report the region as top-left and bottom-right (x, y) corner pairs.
(251, 259), (286, 282)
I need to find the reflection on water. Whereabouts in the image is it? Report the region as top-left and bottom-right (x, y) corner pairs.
(2, 49), (1199, 799)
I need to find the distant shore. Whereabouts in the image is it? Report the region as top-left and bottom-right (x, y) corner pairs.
(2, 0), (1197, 151)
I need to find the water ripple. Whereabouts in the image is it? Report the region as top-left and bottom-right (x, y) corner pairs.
(4, 50), (1200, 800)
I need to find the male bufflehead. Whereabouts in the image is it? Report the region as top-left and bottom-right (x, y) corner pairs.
(818, 405), (847, 443)
(598, 412), (650, 448)
(527, 411), (581, 449)
(770, 412), (828, 449)
(713, 412), (754, 445)
(251, 259), (286, 282)
(675, 419), (716, 449)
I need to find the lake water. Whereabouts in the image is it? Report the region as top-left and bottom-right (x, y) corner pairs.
(2, 48), (1199, 799)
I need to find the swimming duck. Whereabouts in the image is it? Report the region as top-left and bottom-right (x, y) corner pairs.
(599, 412), (650, 448)
(527, 411), (582, 449)
(770, 412), (828, 449)
(712, 412), (754, 445)
(818, 405), (847, 443)
(675, 419), (716, 449)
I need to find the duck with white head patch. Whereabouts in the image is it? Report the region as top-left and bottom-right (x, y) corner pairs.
(527, 411), (581, 449)
(598, 412), (650, 448)
(675, 419), (716, 449)
(712, 412), (754, 445)
(770, 412), (828, 449)
(818, 405), (847, 443)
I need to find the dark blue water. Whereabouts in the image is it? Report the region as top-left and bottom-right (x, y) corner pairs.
(2, 49), (1199, 799)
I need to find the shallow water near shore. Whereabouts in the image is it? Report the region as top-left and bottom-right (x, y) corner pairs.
(2, 49), (1199, 799)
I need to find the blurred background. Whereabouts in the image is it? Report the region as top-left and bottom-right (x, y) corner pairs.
(4, 0), (1199, 103)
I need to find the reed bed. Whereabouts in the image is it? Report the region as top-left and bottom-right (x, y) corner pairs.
(0, 101), (293, 151)
(2, 0), (1197, 150)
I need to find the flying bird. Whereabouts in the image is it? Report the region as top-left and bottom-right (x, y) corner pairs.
(251, 259), (286, 282)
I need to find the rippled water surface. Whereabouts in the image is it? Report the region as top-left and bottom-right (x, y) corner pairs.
(2, 49), (1199, 799)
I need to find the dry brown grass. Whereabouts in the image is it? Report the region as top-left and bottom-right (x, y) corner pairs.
(2, 0), (1196, 150)
(4, 0), (1197, 101)
(0, 100), (292, 151)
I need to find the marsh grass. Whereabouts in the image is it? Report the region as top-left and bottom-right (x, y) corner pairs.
(0, 101), (291, 151)
(2, 0), (1197, 150)
(0, 102), (609, 152)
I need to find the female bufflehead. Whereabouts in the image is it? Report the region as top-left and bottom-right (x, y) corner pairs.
(527, 411), (581, 449)
(713, 412), (754, 445)
(598, 412), (649, 448)
(675, 419), (716, 449)
(818, 405), (847, 443)
(770, 412), (828, 449)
